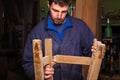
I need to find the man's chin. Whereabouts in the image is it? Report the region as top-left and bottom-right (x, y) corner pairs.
(54, 20), (64, 24)
(54, 22), (62, 25)
(53, 19), (65, 24)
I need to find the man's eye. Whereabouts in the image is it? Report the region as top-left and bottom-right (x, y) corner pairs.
(53, 9), (58, 12)
(62, 11), (67, 14)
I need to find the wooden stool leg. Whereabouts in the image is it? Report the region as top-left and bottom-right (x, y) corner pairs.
(33, 39), (44, 80)
(45, 39), (53, 80)
(87, 41), (105, 80)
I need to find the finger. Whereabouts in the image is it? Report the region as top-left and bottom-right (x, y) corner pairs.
(91, 48), (96, 53)
(45, 64), (51, 68)
(93, 39), (97, 46)
(92, 39), (98, 54)
(44, 66), (54, 75)
(44, 67), (54, 73)
(44, 67), (54, 79)
(93, 38), (97, 43)
(44, 74), (53, 79)
(44, 70), (54, 75)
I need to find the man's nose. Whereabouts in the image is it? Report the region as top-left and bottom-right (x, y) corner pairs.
(57, 12), (62, 19)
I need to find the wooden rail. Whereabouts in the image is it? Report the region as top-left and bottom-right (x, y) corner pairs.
(33, 39), (105, 80)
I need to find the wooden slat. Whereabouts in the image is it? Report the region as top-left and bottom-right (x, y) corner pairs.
(42, 56), (49, 66)
(87, 41), (105, 80)
(53, 55), (91, 65)
(45, 39), (53, 80)
(33, 39), (44, 80)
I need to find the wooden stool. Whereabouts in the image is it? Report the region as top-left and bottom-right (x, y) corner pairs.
(32, 38), (105, 80)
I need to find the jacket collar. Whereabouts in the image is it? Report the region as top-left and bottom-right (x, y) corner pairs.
(44, 13), (73, 30)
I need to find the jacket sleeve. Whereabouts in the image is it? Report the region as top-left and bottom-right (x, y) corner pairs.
(80, 23), (95, 57)
(22, 33), (35, 80)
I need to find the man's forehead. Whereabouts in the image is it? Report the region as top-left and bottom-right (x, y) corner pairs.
(51, 2), (69, 11)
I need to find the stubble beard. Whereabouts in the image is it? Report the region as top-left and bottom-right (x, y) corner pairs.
(53, 18), (65, 24)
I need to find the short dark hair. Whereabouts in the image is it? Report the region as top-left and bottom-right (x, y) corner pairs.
(48, 0), (71, 6)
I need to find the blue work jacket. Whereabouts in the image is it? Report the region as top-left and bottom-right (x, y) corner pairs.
(22, 15), (95, 80)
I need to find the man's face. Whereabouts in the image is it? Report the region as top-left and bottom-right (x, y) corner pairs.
(48, 2), (69, 24)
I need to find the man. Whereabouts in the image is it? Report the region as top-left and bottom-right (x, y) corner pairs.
(22, 0), (97, 80)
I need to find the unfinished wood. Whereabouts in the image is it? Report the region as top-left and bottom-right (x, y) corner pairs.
(53, 55), (91, 65)
(83, 0), (99, 35)
(33, 39), (105, 80)
(45, 38), (53, 80)
(75, 0), (84, 19)
(87, 41), (105, 80)
(75, 0), (101, 39)
(42, 56), (49, 66)
(33, 39), (44, 80)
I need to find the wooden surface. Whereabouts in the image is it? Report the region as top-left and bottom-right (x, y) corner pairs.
(54, 55), (91, 65)
(75, 0), (101, 39)
(87, 41), (105, 80)
(42, 56), (49, 66)
(45, 39), (53, 80)
(33, 39), (44, 80)
(33, 39), (105, 80)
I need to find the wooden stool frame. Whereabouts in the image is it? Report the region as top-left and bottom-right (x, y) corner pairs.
(33, 39), (105, 80)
